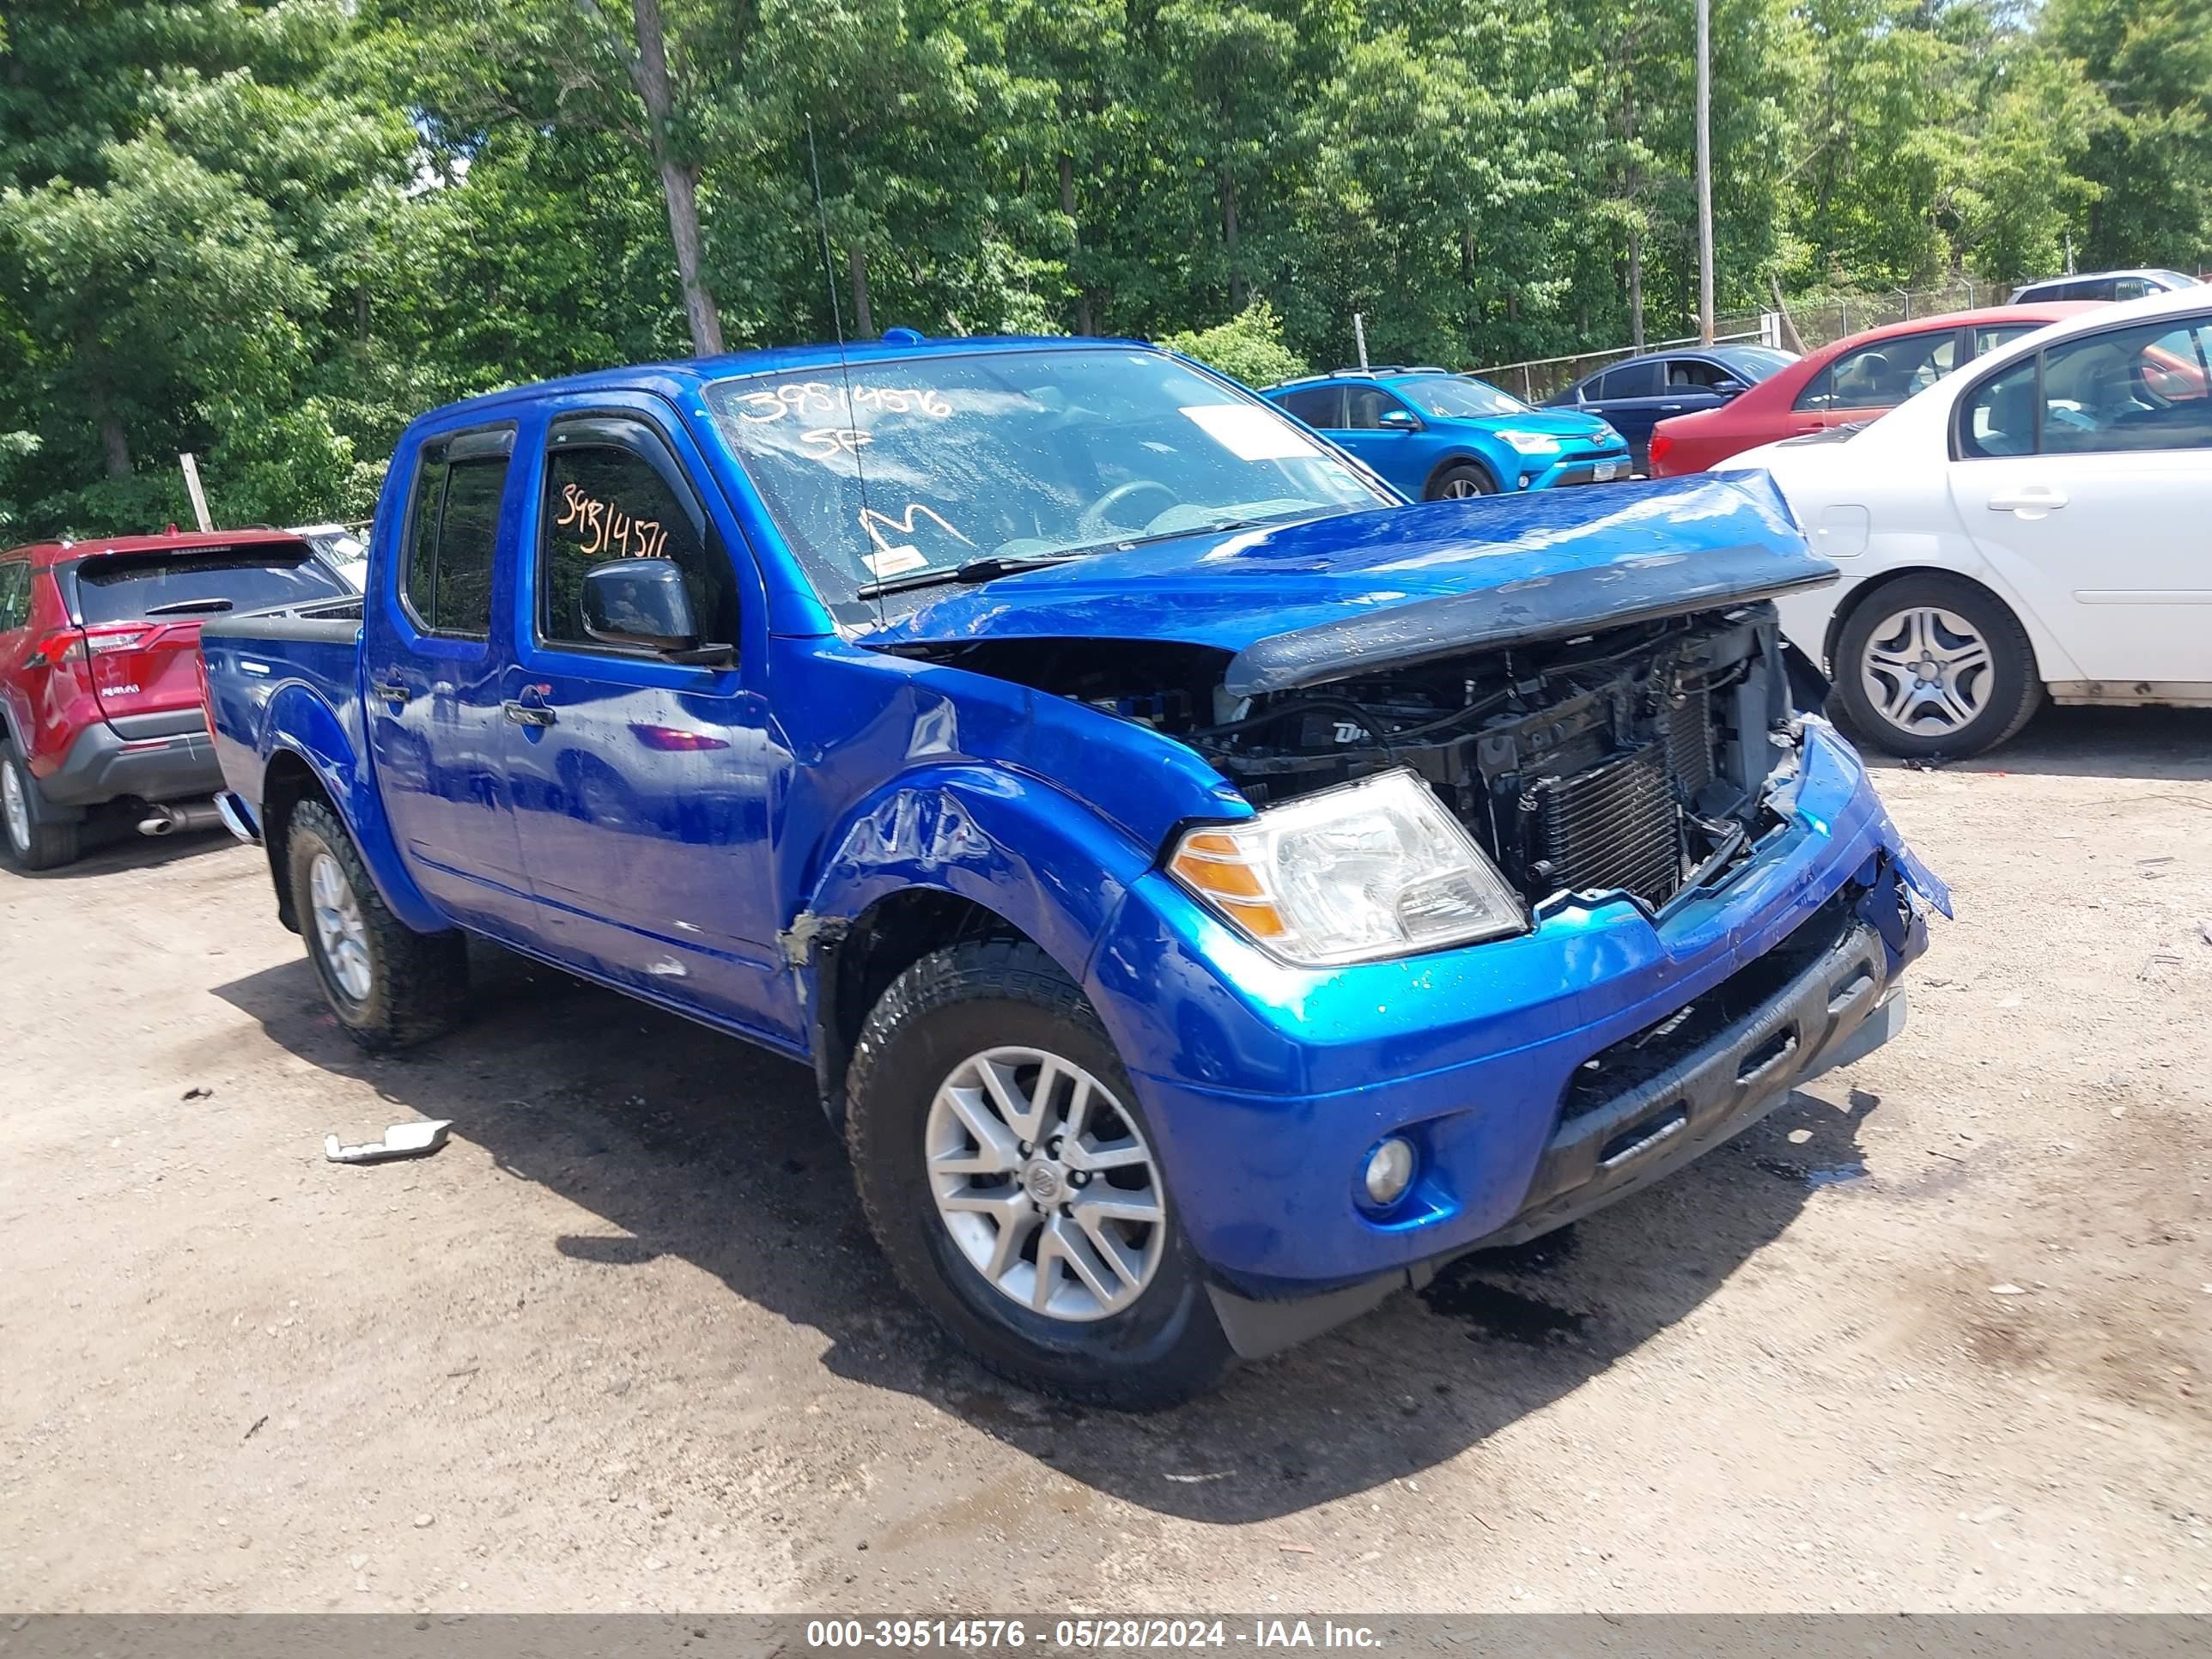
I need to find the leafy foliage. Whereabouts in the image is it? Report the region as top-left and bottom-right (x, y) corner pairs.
(0, 0), (2196, 538)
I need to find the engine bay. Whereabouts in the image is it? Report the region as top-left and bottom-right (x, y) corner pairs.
(902, 604), (1802, 911)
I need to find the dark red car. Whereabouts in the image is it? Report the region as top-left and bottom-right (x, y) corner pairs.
(0, 527), (352, 869)
(1648, 303), (2097, 476)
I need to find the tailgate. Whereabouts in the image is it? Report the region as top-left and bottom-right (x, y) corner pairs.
(67, 542), (350, 727)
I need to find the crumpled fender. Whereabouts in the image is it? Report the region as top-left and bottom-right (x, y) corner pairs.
(791, 762), (1157, 1001)
(258, 681), (445, 934)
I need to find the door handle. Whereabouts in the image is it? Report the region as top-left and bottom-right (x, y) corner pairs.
(1660, 403), (1684, 411)
(501, 700), (556, 727)
(1987, 489), (2068, 513)
(370, 678), (407, 706)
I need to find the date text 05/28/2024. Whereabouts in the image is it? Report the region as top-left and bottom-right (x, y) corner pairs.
(804, 1621), (1386, 1651)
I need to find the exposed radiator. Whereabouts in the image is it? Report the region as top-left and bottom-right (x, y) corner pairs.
(1668, 690), (1714, 801)
(1531, 742), (1682, 906)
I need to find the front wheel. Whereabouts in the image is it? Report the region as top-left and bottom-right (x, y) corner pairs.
(286, 799), (468, 1051)
(1426, 463), (1495, 501)
(1830, 575), (2043, 758)
(845, 939), (1232, 1409)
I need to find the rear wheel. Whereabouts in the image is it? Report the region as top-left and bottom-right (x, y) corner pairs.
(286, 799), (467, 1050)
(1426, 463), (1495, 501)
(0, 742), (82, 872)
(845, 939), (1233, 1409)
(1831, 574), (2043, 758)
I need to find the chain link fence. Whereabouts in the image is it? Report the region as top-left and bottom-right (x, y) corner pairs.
(1468, 280), (2003, 403)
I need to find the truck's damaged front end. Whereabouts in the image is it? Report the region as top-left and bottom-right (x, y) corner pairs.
(863, 480), (1947, 1358)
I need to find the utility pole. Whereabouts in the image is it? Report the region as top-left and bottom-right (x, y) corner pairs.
(1696, 0), (1715, 345)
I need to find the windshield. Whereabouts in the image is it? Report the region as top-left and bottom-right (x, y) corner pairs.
(706, 349), (1386, 617)
(1714, 345), (1797, 380)
(1395, 375), (1528, 419)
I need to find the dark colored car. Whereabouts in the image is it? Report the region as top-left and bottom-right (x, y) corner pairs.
(1647, 304), (2095, 476)
(1547, 344), (1798, 471)
(2009, 269), (2198, 305)
(0, 527), (351, 869)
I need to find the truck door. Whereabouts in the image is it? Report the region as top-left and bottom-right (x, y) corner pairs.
(501, 403), (797, 1046)
(359, 424), (538, 938)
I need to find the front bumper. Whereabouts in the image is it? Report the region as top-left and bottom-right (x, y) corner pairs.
(1082, 720), (1943, 1349)
(37, 714), (222, 808)
(1523, 448), (1634, 489)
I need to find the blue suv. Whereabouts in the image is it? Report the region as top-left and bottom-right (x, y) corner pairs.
(1266, 368), (1632, 498)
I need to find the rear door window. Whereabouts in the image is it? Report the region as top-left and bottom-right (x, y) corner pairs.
(1597, 362), (1661, 398)
(0, 561), (29, 632)
(1273, 386), (1342, 427)
(400, 427), (515, 639)
(73, 544), (349, 625)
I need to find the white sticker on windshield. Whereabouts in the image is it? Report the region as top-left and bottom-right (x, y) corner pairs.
(1179, 404), (1322, 462)
(861, 544), (928, 579)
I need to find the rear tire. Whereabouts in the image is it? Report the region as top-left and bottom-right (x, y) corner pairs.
(1831, 574), (2042, 759)
(1426, 463), (1495, 501)
(845, 939), (1233, 1410)
(286, 799), (467, 1051)
(0, 742), (82, 872)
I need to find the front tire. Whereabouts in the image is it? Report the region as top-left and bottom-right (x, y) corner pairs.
(286, 799), (468, 1051)
(0, 741), (81, 872)
(1831, 574), (2043, 758)
(1426, 463), (1495, 501)
(845, 939), (1232, 1409)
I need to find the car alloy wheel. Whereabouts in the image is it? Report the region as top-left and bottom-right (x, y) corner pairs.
(924, 1044), (1167, 1322)
(1440, 475), (1486, 498)
(1858, 605), (1993, 738)
(308, 849), (375, 1002)
(1, 761), (28, 854)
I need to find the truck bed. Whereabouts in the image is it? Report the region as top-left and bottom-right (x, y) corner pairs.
(200, 598), (365, 782)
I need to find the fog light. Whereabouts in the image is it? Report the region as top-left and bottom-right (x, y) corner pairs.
(1363, 1137), (1417, 1206)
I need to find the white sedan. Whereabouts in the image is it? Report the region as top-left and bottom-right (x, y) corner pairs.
(1721, 286), (2212, 757)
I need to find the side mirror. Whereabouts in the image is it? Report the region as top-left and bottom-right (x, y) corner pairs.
(1714, 377), (1749, 398)
(581, 558), (699, 653)
(1378, 408), (1422, 430)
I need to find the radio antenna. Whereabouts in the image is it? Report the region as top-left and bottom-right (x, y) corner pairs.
(805, 115), (878, 621)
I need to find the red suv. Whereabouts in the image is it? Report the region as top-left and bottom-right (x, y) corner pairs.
(0, 528), (352, 869)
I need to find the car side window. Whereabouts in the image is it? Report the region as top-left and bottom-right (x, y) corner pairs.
(2112, 277), (2152, 302)
(1805, 332), (1958, 411)
(1974, 324), (2039, 355)
(0, 562), (29, 631)
(1343, 387), (1413, 430)
(538, 416), (738, 652)
(1666, 359), (1726, 390)
(1274, 386), (1341, 427)
(2041, 316), (2212, 456)
(1596, 362), (1660, 398)
(400, 427), (514, 640)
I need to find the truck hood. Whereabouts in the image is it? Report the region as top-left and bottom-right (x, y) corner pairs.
(861, 473), (1835, 696)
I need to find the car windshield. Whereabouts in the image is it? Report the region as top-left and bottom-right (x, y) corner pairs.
(1714, 345), (1797, 380)
(705, 349), (1385, 618)
(1395, 375), (1528, 419)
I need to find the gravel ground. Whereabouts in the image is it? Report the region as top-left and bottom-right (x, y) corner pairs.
(2, 706), (2208, 1614)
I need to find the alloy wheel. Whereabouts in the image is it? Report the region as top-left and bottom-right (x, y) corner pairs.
(1859, 605), (1993, 738)
(924, 1046), (1166, 1322)
(2, 762), (29, 854)
(308, 851), (374, 1002)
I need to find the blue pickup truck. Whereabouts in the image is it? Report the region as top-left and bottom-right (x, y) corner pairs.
(201, 336), (1947, 1407)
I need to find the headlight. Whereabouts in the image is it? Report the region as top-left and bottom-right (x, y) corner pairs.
(1595, 422), (1624, 444)
(1498, 429), (1563, 456)
(1168, 769), (1528, 966)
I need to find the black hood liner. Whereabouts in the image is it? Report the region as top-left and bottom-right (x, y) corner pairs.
(1223, 542), (1837, 697)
